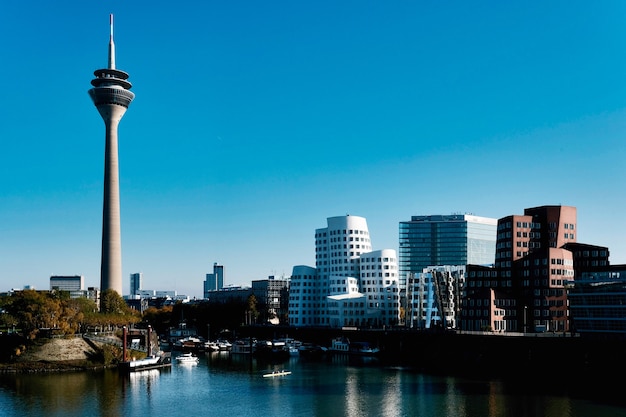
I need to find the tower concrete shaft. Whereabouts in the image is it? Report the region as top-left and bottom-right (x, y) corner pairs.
(88, 14), (134, 296)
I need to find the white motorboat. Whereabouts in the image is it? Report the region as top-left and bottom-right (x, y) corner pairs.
(203, 341), (220, 352)
(176, 352), (199, 364)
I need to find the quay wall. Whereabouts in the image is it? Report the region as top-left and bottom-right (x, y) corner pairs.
(236, 326), (626, 379)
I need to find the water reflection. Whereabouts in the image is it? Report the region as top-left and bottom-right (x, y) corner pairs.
(0, 355), (622, 417)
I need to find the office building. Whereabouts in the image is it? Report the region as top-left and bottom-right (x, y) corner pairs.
(567, 266), (626, 337)
(130, 272), (142, 296)
(88, 14), (135, 296)
(50, 275), (84, 292)
(407, 265), (465, 330)
(251, 276), (290, 324)
(204, 263), (224, 298)
(289, 215), (399, 328)
(399, 214), (497, 290)
(462, 205), (577, 332)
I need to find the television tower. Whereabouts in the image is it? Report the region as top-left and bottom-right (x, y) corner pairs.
(88, 14), (134, 296)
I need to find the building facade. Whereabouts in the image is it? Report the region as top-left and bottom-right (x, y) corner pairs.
(251, 276), (290, 324)
(289, 215), (399, 328)
(130, 272), (142, 296)
(399, 214), (497, 291)
(461, 205), (577, 333)
(204, 263), (224, 298)
(406, 265), (465, 330)
(50, 275), (84, 292)
(567, 266), (626, 337)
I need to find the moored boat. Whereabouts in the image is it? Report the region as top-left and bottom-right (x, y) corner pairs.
(297, 343), (328, 359)
(329, 337), (350, 353)
(349, 341), (380, 356)
(203, 341), (220, 352)
(176, 352), (199, 364)
(329, 337), (379, 356)
(119, 352), (172, 373)
(231, 339), (256, 355)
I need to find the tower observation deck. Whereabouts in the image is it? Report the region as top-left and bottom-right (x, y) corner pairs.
(88, 14), (134, 298)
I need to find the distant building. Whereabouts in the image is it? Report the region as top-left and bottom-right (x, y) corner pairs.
(135, 290), (156, 298)
(204, 263), (224, 298)
(50, 275), (84, 292)
(206, 285), (253, 304)
(130, 272), (142, 296)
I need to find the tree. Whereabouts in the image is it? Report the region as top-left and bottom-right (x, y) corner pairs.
(247, 294), (259, 324)
(100, 289), (128, 315)
(2, 290), (63, 339)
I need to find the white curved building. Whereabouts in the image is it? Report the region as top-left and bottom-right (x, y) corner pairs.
(288, 265), (319, 326)
(289, 215), (399, 328)
(359, 249), (400, 327)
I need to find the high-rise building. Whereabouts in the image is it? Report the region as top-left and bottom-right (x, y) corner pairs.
(399, 214), (497, 289)
(130, 272), (142, 296)
(462, 205), (577, 333)
(50, 275), (84, 292)
(88, 14), (135, 296)
(204, 263), (224, 298)
(289, 215), (399, 328)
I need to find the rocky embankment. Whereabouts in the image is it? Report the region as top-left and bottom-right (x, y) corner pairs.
(0, 337), (114, 373)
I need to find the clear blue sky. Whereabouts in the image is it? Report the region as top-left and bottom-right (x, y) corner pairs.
(2, 1), (626, 298)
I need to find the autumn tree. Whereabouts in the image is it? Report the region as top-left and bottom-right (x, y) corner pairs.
(246, 294), (259, 325)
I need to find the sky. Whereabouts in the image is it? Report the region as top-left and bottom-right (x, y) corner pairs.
(2, 1), (626, 299)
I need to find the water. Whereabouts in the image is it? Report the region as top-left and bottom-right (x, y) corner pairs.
(0, 352), (624, 417)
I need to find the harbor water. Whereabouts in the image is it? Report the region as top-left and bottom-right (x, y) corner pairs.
(0, 351), (624, 417)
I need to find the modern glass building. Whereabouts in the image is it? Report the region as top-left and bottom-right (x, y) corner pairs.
(204, 263), (225, 298)
(130, 272), (142, 296)
(50, 275), (84, 292)
(399, 214), (497, 290)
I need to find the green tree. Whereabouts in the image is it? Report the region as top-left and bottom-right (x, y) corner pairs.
(100, 289), (128, 314)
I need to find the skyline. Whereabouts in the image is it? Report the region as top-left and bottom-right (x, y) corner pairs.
(2, 2), (626, 298)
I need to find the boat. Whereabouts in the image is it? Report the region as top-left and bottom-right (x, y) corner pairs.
(176, 352), (199, 364)
(203, 341), (220, 352)
(329, 337), (379, 356)
(262, 370), (292, 378)
(297, 343), (328, 359)
(216, 339), (232, 351)
(253, 339), (290, 361)
(329, 337), (350, 353)
(231, 339), (256, 355)
(349, 341), (380, 356)
(288, 346), (300, 356)
(173, 336), (203, 352)
(277, 338), (301, 356)
(119, 325), (172, 373)
(120, 353), (172, 373)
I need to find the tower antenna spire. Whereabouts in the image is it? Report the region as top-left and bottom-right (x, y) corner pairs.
(89, 14), (134, 299)
(108, 14), (116, 69)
